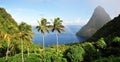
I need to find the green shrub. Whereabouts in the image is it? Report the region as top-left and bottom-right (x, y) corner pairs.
(64, 46), (85, 62)
(38, 49), (67, 62)
(112, 37), (120, 46)
(82, 42), (101, 62)
(96, 38), (107, 49)
(113, 37), (120, 42)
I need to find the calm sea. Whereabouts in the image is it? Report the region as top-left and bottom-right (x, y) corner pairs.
(32, 25), (85, 46)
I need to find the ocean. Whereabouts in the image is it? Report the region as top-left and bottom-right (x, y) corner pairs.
(32, 25), (85, 46)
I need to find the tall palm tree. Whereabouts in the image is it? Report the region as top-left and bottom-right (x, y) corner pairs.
(18, 32), (24, 62)
(36, 18), (50, 50)
(18, 22), (26, 62)
(18, 22), (33, 62)
(51, 17), (65, 53)
(23, 24), (33, 57)
(3, 33), (11, 61)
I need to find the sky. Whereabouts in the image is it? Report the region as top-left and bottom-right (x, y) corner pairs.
(0, 0), (120, 26)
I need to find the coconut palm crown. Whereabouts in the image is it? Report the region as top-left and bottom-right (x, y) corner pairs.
(52, 18), (65, 33)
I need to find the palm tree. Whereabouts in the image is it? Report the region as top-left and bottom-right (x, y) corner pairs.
(18, 22), (26, 62)
(36, 18), (50, 50)
(18, 32), (24, 62)
(24, 24), (33, 57)
(18, 22), (33, 62)
(51, 17), (65, 53)
(25, 32), (33, 57)
(3, 25), (16, 61)
(18, 22), (30, 62)
(3, 33), (11, 61)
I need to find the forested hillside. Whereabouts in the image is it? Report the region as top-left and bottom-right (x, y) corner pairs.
(87, 14), (120, 43)
(0, 8), (33, 58)
(0, 8), (19, 33)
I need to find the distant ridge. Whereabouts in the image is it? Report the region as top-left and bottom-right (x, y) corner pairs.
(87, 14), (120, 42)
(76, 6), (111, 38)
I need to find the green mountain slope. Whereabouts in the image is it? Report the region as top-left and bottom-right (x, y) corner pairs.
(87, 14), (120, 43)
(0, 8), (33, 57)
(0, 8), (19, 34)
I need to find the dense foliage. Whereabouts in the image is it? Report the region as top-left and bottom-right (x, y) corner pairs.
(64, 46), (85, 62)
(0, 8), (34, 61)
(0, 8), (19, 57)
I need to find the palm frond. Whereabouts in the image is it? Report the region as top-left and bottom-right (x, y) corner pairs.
(57, 29), (61, 33)
(46, 22), (50, 24)
(45, 29), (49, 33)
(36, 26), (39, 29)
(59, 20), (63, 23)
(52, 28), (55, 32)
(37, 20), (41, 25)
(37, 28), (40, 32)
(41, 30), (44, 34)
(60, 25), (64, 28)
(60, 28), (65, 32)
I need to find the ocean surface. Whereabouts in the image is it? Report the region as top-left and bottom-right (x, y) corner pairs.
(32, 25), (85, 46)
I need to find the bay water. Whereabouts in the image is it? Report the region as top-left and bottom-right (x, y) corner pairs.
(32, 25), (85, 46)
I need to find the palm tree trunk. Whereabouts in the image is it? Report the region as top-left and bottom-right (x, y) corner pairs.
(6, 40), (10, 61)
(6, 47), (9, 61)
(21, 39), (24, 62)
(56, 31), (58, 54)
(42, 34), (44, 50)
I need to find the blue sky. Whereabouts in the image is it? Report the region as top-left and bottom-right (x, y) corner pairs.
(0, 0), (120, 26)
